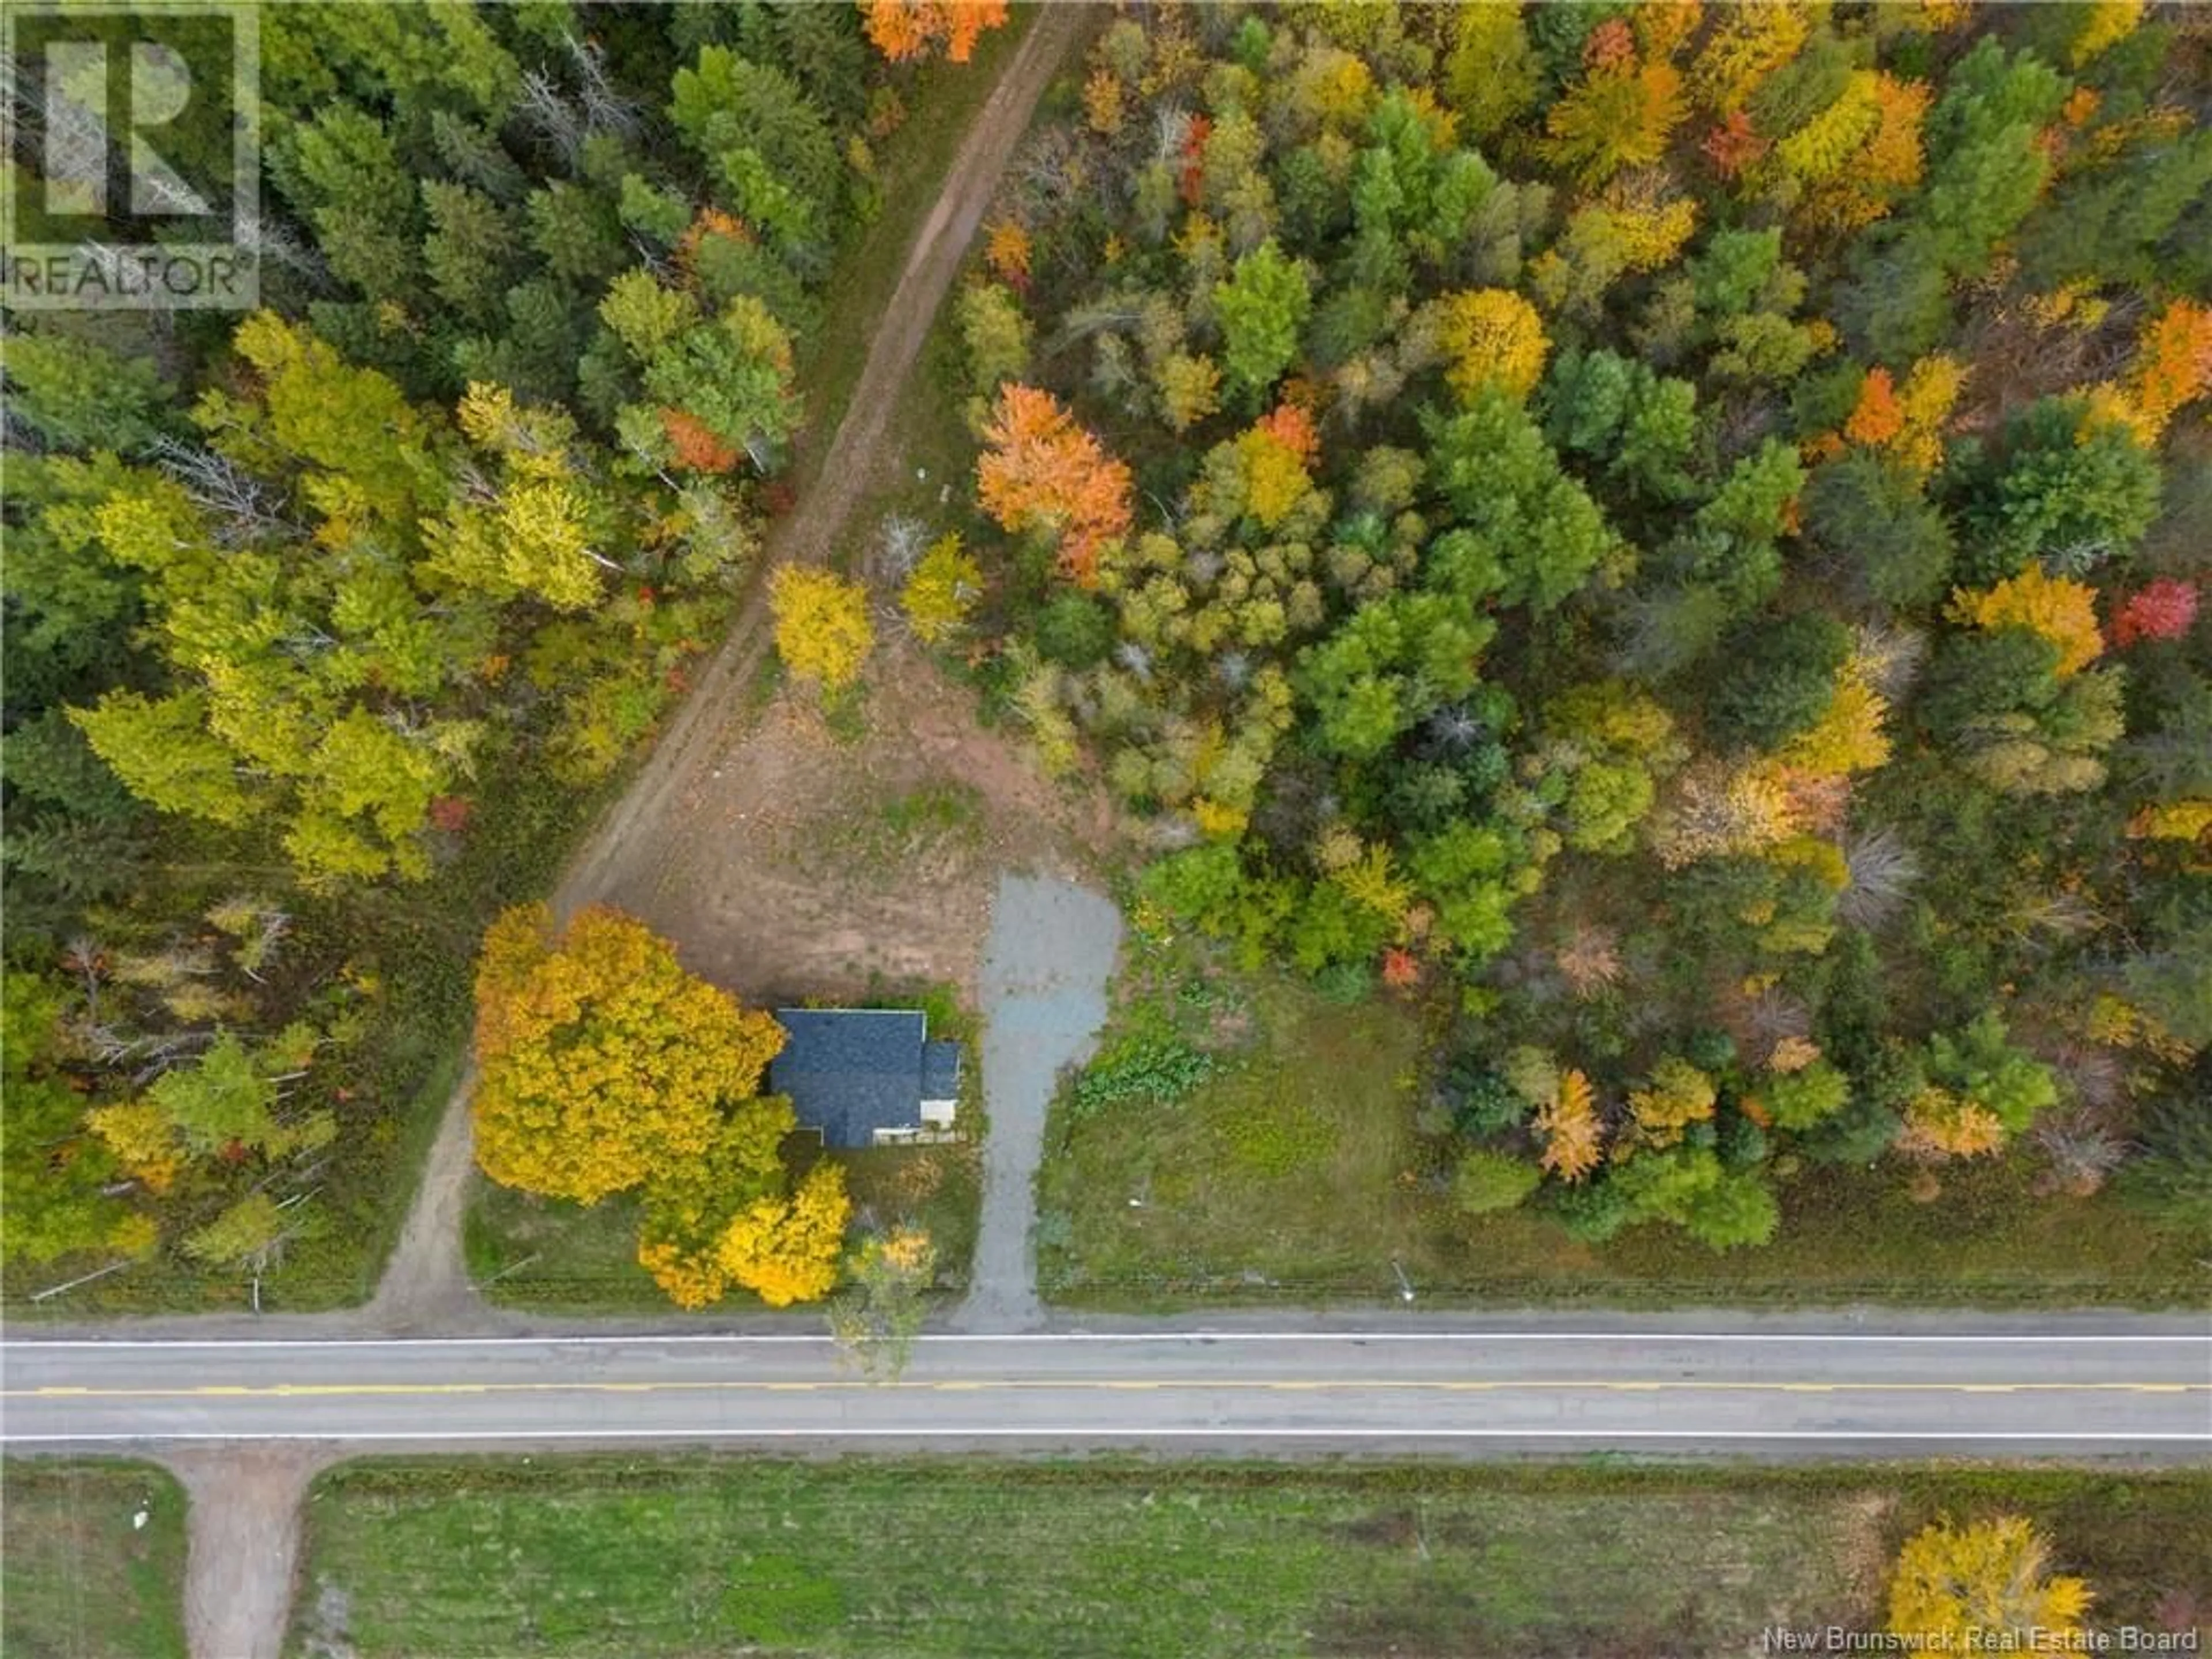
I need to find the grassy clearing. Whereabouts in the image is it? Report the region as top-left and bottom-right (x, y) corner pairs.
(287, 1458), (2212, 1659)
(1038, 930), (2208, 1310)
(1037, 929), (1433, 1301)
(2, 1460), (189, 1659)
(823, 779), (987, 872)
(467, 983), (983, 1315)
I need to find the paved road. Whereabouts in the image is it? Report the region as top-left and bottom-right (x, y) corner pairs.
(7, 1328), (2207, 1454)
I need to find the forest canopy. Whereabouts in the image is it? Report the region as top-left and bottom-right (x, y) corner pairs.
(943, 0), (2210, 1256)
(0, 0), (1007, 1303)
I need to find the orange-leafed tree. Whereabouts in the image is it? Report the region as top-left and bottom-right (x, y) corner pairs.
(1536, 1069), (1605, 1181)
(660, 408), (741, 474)
(2124, 298), (2212, 440)
(859, 0), (1009, 65)
(1844, 368), (1906, 448)
(472, 903), (788, 1206)
(976, 383), (1134, 585)
(1702, 110), (1770, 180)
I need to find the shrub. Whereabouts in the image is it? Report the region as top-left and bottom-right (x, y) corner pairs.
(1455, 1150), (1543, 1215)
(1070, 1037), (1214, 1119)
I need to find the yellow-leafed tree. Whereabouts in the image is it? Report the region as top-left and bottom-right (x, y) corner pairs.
(1889, 1516), (2093, 1647)
(635, 1103), (804, 1308)
(1690, 1), (1810, 114)
(1536, 1068), (1605, 1181)
(1780, 657), (1892, 778)
(1628, 1057), (1718, 1148)
(1437, 289), (1551, 402)
(717, 1162), (851, 1307)
(472, 903), (787, 1206)
(771, 566), (875, 691)
(1950, 566), (2104, 677)
(1543, 53), (1684, 187)
(1896, 1086), (2008, 1161)
(900, 532), (982, 645)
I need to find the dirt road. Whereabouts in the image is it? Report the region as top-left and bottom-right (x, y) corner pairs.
(166, 1446), (332, 1659)
(368, 7), (1090, 1336)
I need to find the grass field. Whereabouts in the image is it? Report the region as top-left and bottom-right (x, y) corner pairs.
(286, 1459), (2212, 1659)
(1037, 929), (2209, 1309)
(464, 1139), (980, 1315)
(2, 1461), (189, 1659)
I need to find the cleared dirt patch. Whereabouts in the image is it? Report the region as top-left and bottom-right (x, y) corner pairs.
(596, 636), (1112, 1007)
(169, 1446), (332, 1659)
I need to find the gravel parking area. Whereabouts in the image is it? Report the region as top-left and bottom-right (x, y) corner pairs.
(955, 874), (1123, 1331)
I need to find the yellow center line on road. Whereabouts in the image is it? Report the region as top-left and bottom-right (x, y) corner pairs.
(14, 1380), (2206, 1400)
(268, 1384), (490, 1397)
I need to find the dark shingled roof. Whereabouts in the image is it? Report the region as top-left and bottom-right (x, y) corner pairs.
(769, 1009), (959, 1149)
(921, 1040), (961, 1102)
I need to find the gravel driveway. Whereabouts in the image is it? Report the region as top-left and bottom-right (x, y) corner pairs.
(953, 874), (1123, 1332)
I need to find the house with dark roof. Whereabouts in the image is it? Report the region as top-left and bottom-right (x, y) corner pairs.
(768, 1009), (962, 1149)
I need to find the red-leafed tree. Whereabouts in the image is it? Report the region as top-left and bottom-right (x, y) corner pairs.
(1702, 110), (1770, 179)
(2110, 578), (2199, 647)
(1380, 946), (1422, 989)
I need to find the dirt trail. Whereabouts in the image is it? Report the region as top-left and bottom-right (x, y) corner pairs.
(369, 7), (1089, 1332)
(166, 1446), (333, 1659)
